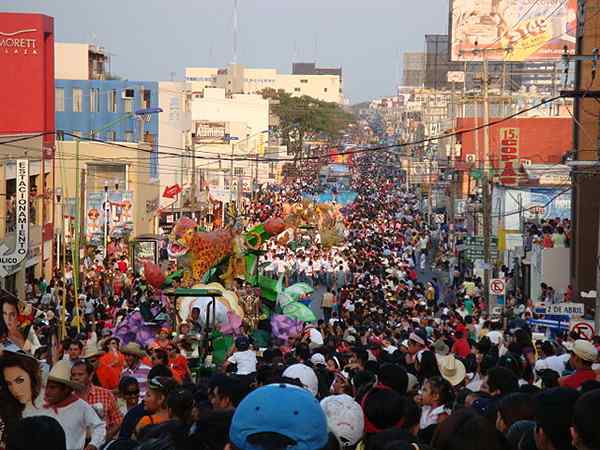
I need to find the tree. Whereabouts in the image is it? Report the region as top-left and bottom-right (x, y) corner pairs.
(260, 88), (355, 160)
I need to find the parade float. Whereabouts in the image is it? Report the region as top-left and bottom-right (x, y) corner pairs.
(120, 200), (348, 357)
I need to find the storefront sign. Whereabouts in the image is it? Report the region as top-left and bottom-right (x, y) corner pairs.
(0, 28), (38, 55)
(0, 159), (29, 276)
(499, 128), (520, 186)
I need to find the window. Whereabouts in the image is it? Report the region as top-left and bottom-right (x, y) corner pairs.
(324, 87), (328, 93)
(234, 167), (244, 176)
(72, 88), (83, 112)
(55, 87), (64, 112)
(106, 130), (116, 141)
(107, 89), (117, 112)
(123, 97), (133, 113)
(124, 130), (134, 142)
(142, 89), (151, 109)
(90, 88), (100, 112)
(300, 79), (308, 84)
(294, 87), (301, 92)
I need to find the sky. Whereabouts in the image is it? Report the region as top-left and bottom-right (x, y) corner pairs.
(5, 0), (449, 103)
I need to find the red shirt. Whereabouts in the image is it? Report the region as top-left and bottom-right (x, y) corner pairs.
(452, 338), (471, 359)
(559, 369), (597, 389)
(81, 384), (123, 431)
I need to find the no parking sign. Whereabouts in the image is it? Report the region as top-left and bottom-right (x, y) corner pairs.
(489, 278), (505, 296)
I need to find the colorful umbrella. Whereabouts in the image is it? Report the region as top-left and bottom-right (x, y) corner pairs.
(270, 314), (304, 341)
(282, 301), (317, 323)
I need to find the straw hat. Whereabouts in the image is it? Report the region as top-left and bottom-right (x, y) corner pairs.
(438, 354), (466, 386)
(121, 342), (147, 358)
(83, 343), (105, 359)
(47, 360), (83, 390)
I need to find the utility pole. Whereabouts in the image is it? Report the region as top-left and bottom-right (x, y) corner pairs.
(481, 52), (493, 314)
(191, 144), (197, 209)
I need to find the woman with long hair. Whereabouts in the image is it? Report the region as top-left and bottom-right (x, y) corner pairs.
(0, 351), (45, 448)
(0, 290), (40, 354)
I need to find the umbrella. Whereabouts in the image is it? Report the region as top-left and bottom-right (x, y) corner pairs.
(282, 301), (317, 323)
(219, 311), (243, 335)
(271, 314), (304, 341)
(284, 283), (314, 301)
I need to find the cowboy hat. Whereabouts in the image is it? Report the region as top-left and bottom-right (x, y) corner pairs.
(82, 343), (105, 359)
(47, 360), (84, 391)
(121, 342), (147, 358)
(438, 354), (466, 386)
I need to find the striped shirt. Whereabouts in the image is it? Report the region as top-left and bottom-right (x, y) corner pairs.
(121, 362), (151, 398)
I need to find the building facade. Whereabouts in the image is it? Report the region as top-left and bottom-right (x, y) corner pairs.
(55, 42), (109, 80)
(54, 80), (159, 143)
(0, 12), (55, 295)
(402, 52), (426, 87)
(185, 63), (343, 103)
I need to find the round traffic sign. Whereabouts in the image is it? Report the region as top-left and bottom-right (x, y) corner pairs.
(489, 278), (505, 295)
(571, 322), (595, 341)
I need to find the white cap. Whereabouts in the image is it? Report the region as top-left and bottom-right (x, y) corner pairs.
(320, 394), (364, 448)
(310, 353), (326, 366)
(283, 363), (319, 397)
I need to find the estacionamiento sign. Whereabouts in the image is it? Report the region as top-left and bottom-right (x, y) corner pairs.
(0, 160), (30, 276)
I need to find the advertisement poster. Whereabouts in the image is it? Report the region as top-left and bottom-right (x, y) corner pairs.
(108, 191), (134, 237)
(86, 192), (105, 244)
(450, 0), (576, 61)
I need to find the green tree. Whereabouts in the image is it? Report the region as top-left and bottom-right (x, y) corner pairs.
(260, 88), (355, 160)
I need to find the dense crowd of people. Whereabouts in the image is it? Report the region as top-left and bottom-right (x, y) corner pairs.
(0, 150), (599, 450)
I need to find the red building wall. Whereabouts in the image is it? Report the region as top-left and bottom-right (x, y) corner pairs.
(0, 12), (54, 141)
(456, 117), (573, 167)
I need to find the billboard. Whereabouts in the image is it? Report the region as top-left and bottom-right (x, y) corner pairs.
(450, 0), (577, 61)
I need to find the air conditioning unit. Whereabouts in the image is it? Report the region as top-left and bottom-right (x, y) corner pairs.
(521, 159), (532, 166)
(465, 154), (476, 163)
(122, 88), (135, 99)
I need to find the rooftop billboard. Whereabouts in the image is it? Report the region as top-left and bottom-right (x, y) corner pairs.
(450, 0), (576, 61)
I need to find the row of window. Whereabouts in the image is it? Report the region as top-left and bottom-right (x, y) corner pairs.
(68, 129), (138, 142)
(55, 87), (151, 113)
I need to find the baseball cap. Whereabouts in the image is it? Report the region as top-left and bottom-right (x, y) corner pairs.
(283, 364), (319, 397)
(320, 394), (364, 448)
(230, 383), (328, 450)
(310, 353), (326, 366)
(572, 339), (598, 363)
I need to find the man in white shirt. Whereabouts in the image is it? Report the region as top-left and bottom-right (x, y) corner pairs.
(44, 360), (106, 450)
(224, 337), (257, 375)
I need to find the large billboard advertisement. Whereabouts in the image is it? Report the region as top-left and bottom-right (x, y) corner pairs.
(450, 0), (577, 61)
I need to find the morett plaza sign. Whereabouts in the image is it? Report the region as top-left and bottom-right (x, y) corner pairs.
(0, 160), (30, 276)
(0, 28), (39, 55)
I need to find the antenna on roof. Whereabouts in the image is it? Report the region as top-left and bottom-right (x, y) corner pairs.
(232, 0), (238, 64)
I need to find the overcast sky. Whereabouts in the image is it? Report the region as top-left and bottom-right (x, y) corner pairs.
(5, 0), (448, 103)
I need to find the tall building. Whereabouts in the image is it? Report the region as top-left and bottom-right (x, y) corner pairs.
(402, 53), (426, 87)
(0, 12), (55, 295)
(185, 63), (343, 104)
(292, 62), (342, 80)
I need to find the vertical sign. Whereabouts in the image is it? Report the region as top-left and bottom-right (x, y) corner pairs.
(499, 128), (520, 186)
(0, 159), (30, 276)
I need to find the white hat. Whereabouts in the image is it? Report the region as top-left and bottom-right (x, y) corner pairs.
(48, 360), (84, 390)
(438, 354), (467, 386)
(572, 339), (598, 363)
(283, 363), (319, 397)
(320, 394), (364, 448)
(310, 353), (326, 366)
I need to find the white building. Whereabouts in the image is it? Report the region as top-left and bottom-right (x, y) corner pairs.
(185, 63), (343, 104)
(158, 81), (192, 207)
(54, 42), (109, 80)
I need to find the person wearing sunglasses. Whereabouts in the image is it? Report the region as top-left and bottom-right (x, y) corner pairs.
(134, 376), (178, 438)
(117, 377), (140, 415)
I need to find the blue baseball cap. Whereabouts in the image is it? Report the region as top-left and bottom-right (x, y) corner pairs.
(230, 383), (328, 450)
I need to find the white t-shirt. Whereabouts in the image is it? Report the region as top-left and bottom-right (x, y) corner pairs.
(535, 354), (570, 375)
(227, 350), (257, 375)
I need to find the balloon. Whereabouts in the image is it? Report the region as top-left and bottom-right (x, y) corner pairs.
(264, 217), (286, 235)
